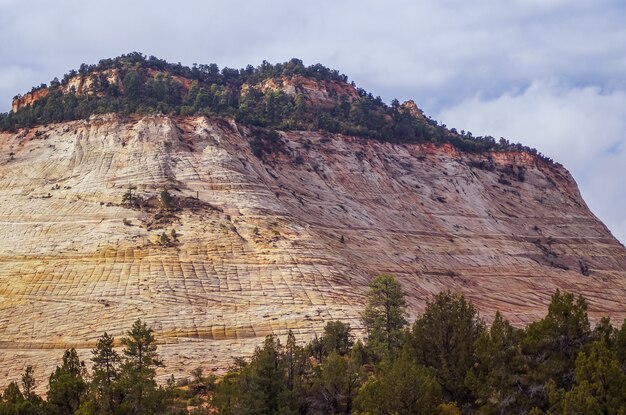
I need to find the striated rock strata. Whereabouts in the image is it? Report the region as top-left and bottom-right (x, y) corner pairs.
(1, 114), (625, 388)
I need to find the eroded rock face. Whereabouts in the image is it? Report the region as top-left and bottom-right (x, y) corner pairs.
(255, 74), (359, 108)
(11, 88), (49, 112)
(1, 114), (625, 388)
(11, 69), (124, 112)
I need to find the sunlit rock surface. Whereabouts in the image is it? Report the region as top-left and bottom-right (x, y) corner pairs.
(1, 114), (625, 388)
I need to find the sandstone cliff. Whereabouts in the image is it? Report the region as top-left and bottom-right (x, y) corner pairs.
(12, 69), (125, 113)
(0, 114), (625, 387)
(11, 88), (49, 113)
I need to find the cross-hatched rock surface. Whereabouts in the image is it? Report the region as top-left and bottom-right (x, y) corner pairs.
(1, 114), (625, 389)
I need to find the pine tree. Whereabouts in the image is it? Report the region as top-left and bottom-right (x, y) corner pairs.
(466, 311), (524, 413)
(362, 274), (408, 362)
(160, 190), (172, 209)
(283, 331), (308, 414)
(283, 330), (307, 394)
(118, 319), (164, 415)
(550, 341), (626, 413)
(614, 318), (626, 368)
(521, 290), (591, 409)
(121, 185), (137, 207)
(21, 365), (36, 402)
(321, 321), (352, 356)
(212, 371), (242, 415)
(47, 349), (87, 415)
(91, 332), (122, 414)
(312, 352), (364, 414)
(2, 381), (24, 405)
(411, 291), (485, 407)
(239, 335), (295, 415)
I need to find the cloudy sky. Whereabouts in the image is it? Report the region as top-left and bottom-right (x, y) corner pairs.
(1, 0), (625, 242)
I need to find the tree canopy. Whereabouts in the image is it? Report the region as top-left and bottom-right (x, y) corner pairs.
(0, 53), (552, 163)
(3, 286), (626, 414)
(362, 274), (408, 362)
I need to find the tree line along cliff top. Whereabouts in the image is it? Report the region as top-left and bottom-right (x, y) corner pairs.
(0, 52), (552, 162)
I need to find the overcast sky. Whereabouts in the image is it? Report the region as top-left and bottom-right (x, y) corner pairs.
(1, 0), (625, 242)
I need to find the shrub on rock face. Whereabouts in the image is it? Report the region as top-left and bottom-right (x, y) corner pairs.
(122, 185), (138, 207)
(160, 190), (172, 209)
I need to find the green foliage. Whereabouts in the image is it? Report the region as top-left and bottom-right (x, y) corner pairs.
(160, 189), (172, 209)
(2, 382), (24, 405)
(117, 319), (166, 415)
(238, 336), (296, 415)
(159, 232), (171, 246)
(304, 333), (325, 363)
(321, 321), (352, 356)
(47, 349), (88, 415)
(67, 320), (172, 415)
(614, 318), (626, 367)
(411, 291), (485, 407)
(362, 274), (408, 362)
(0, 378), (46, 415)
(123, 71), (143, 101)
(283, 331), (307, 397)
(550, 341), (626, 414)
(92, 332), (121, 386)
(521, 290), (591, 402)
(0, 320), (181, 415)
(21, 366), (36, 402)
(121, 185), (138, 207)
(311, 352), (364, 414)
(89, 332), (122, 414)
(593, 316), (617, 347)
(465, 311), (524, 414)
(121, 320), (160, 371)
(305, 321), (353, 361)
(0, 53), (552, 163)
(249, 128), (285, 160)
(211, 371), (242, 415)
(355, 353), (442, 415)
(6, 289), (626, 414)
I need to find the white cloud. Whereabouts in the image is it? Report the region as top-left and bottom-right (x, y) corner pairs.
(437, 81), (626, 243)
(2, 0), (626, 110)
(0, 66), (39, 108)
(0, 66), (37, 90)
